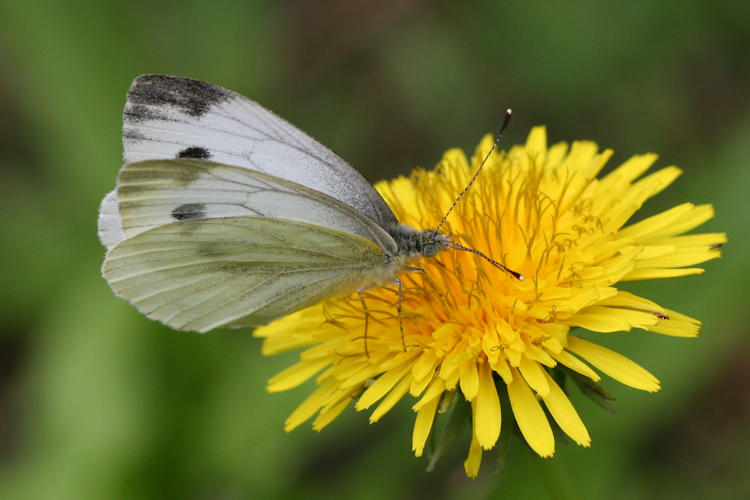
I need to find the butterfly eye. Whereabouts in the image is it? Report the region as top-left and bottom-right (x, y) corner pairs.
(423, 244), (439, 257)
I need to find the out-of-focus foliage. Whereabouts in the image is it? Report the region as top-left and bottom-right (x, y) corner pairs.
(0, 1), (747, 498)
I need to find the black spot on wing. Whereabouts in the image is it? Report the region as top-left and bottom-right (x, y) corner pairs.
(172, 203), (206, 221)
(177, 147), (212, 159)
(127, 75), (231, 117)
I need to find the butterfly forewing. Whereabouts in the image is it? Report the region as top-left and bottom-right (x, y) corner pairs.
(122, 75), (398, 228)
(103, 217), (385, 332)
(98, 189), (125, 248)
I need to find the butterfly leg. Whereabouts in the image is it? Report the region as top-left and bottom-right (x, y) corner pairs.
(394, 268), (424, 351)
(394, 277), (406, 352)
(357, 285), (372, 358)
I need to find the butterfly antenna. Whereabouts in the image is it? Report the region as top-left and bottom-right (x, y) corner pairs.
(435, 108), (512, 232)
(448, 241), (524, 281)
(437, 109), (523, 281)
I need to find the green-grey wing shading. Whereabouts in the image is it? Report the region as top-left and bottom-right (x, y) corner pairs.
(102, 216), (384, 333)
(105, 159), (397, 254)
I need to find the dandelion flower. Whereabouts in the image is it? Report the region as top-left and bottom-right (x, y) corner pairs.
(255, 127), (725, 477)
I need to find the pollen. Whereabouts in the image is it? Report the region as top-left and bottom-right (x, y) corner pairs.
(255, 126), (725, 477)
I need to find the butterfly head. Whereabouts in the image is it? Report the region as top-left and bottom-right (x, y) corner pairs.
(387, 225), (523, 280)
(419, 230), (451, 258)
(388, 225), (451, 260)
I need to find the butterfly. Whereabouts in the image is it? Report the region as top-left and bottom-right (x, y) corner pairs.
(98, 75), (520, 342)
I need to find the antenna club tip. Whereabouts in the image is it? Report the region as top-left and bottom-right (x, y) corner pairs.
(506, 108), (513, 115)
(517, 274), (524, 281)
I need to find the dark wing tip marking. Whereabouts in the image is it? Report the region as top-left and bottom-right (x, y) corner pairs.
(177, 146), (212, 159)
(172, 203), (207, 221)
(127, 75), (231, 118)
(123, 103), (170, 123)
(123, 128), (148, 143)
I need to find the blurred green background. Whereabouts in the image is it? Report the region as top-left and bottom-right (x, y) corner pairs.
(1, 1), (748, 498)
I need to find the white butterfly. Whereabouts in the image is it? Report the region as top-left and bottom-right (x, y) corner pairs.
(99, 75), (519, 337)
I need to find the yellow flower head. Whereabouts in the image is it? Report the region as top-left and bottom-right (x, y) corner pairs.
(255, 127), (725, 477)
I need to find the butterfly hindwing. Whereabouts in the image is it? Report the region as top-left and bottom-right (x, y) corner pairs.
(102, 217), (384, 332)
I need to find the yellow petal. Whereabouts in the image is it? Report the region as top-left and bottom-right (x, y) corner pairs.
(525, 126), (548, 159)
(313, 394), (353, 431)
(411, 350), (438, 381)
(409, 368), (436, 397)
(596, 290), (664, 311)
(658, 232), (727, 247)
(635, 249), (722, 269)
(267, 358), (330, 392)
(583, 148), (613, 178)
(623, 267), (705, 281)
(540, 371), (590, 447)
(544, 141), (568, 169)
(464, 431), (483, 478)
(565, 305), (660, 332)
(356, 359), (413, 410)
(592, 292), (700, 337)
(518, 356), (550, 397)
(474, 361), (502, 449)
(284, 380), (338, 432)
(549, 351), (601, 382)
(338, 364), (383, 389)
(412, 378), (446, 411)
(602, 153), (659, 187)
(370, 375), (411, 423)
(566, 336), (660, 392)
(620, 203), (714, 242)
(628, 165), (681, 203)
(562, 141), (599, 177)
(255, 306), (324, 354)
(253, 309), (305, 338)
(648, 309), (701, 337)
(412, 391), (441, 457)
(488, 355), (513, 384)
(656, 203), (714, 238)
(507, 368), (554, 457)
(459, 358), (479, 400)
